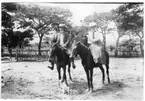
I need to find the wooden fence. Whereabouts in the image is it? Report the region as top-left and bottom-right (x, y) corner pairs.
(2, 49), (49, 61)
(108, 51), (142, 57)
(2, 48), (142, 62)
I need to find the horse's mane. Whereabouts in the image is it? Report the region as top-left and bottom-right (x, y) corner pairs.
(77, 42), (90, 58)
(78, 42), (89, 51)
(54, 44), (69, 62)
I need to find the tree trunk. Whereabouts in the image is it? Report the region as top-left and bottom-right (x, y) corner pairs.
(103, 34), (106, 50)
(21, 42), (24, 55)
(115, 36), (120, 57)
(140, 39), (144, 57)
(1, 47), (4, 57)
(136, 31), (144, 57)
(16, 46), (19, 62)
(8, 47), (12, 59)
(38, 36), (43, 56)
(129, 47), (132, 57)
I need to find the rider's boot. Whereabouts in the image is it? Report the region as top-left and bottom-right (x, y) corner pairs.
(48, 62), (54, 70)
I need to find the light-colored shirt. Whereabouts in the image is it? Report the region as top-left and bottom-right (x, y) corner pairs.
(86, 31), (102, 44)
(59, 33), (64, 46)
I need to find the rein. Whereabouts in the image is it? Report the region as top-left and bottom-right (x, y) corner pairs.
(76, 42), (90, 59)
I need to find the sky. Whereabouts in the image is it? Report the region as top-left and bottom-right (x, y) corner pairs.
(69, 4), (120, 26)
(37, 3), (121, 26)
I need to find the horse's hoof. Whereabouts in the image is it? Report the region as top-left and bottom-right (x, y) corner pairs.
(90, 88), (94, 92)
(58, 80), (62, 87)
(108, 80), (111, 83)
(70, 78), (73, 82)
(61, 80), (64, 83)
(86, 88), (90, 92)
(62, 85), (70, 94)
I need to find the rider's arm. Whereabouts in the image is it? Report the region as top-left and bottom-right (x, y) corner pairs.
(63, 33), (71, 48)
(63, 40), (69, 47)
(54, 33), (60, 45)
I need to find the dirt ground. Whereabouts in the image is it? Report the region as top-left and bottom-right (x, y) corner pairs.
(1, 57), (144, 100)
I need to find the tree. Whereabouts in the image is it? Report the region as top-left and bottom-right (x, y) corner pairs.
(17, 4), (72, 55)
(116, 3), (144, 56)
(120, 39), (139, 57)
(71, 25), (89, 37)
(70, 25), (89, 46)
(2, 3), (18, 56)
(2, 3), (18, 28)
(14, 29), (34, 48)
(111, 9), (126, 57)
(83, 12), (112, 50)
(2, 3), (34, 58)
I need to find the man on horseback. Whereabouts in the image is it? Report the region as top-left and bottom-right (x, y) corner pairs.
(70, 34), (110, 92)
(48, 23), (76, 70)
(89, 39), (104, 64)
(55, 24), (70, 49)
(86, 32), (105, 64)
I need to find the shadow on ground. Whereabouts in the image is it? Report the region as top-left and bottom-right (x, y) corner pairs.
(69, 80), (127, 96)
(92, 81), (127, 96)
(69, 79), (88, 95)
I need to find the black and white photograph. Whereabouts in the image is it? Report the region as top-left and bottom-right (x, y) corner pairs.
(1, 1), (144, 100)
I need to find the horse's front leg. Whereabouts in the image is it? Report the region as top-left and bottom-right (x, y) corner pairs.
(99, 65), (105, 84)
(90, 68), (94, 92)
(106, 64), (111, 83)
(84, 66), (90, 92)
(68, 62), (73, 81)
(62, 66), (68, 86)
(57, 65), (61, 86)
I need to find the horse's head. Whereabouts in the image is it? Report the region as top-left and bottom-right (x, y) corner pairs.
(70, 37), (89, 60)
(70, 41), (81, 59)
(49, 43), (60, 63)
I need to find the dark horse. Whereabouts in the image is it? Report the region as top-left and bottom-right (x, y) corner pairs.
(48, 43), (75, 86)
(70, 42), (110, 92)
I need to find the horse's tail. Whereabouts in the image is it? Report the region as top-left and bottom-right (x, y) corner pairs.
(105, 51), (109, 65)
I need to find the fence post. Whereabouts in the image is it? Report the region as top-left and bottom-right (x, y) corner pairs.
(15, 46), (18, 62)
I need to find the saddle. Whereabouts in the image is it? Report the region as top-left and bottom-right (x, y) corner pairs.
(88, 44), (107, 65)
